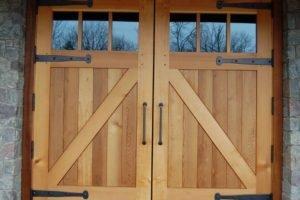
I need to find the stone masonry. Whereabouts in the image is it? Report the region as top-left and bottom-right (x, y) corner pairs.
(0, 0), (25, 199)
(282, 0), (300, 199)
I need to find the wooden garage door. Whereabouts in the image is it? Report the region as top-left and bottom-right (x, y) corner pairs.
(32, 1), (154, 199)
(153, 0), (273, 200)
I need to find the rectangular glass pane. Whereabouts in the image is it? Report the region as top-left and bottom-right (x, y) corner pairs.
(231, 15), (257, 53)
(82, 12), (109, 51)
(112, 13), (139, 51)
(200, 14), (227, 52)
(169, 13), (196, 52)
(52, 12), (78, 50)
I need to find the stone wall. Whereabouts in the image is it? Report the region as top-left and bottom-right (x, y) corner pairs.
(282, 0), (300, 199)
(0, 0), (25, 199)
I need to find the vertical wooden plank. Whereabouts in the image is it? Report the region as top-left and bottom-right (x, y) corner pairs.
(121, 85), (137, 187)
(256, 68), (272, 193)
(92, 69), (108, 186)
(242, 71), (257, 173)
(153, 1), (170, 200)
(212, 71), (228, 188)
(182, 70), (198, 188)
(107, 69), (124, 186)
(227, 71), (243, 188)
(78, 68), (93, 186)
(63, 68), (79, 185)
(168, 86), (183, 188)
(49, 68), (65, 169)
(32, 7), (52, 189)
(136, 1), (154, 200)
(197, 70), (213, 188)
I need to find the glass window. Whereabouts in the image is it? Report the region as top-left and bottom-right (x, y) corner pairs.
(200, 14), (227, 52)
(230, 15), (257, 53)
(82, 12), (109, 51)
(52, 12), (78, 50)
(112, 13), (139, 51)
(169, 13), (196, 52)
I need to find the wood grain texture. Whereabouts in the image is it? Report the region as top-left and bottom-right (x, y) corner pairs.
(63, 68), (79, 185)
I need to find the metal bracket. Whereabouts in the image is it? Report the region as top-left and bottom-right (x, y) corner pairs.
(35, 54), (91, 63)
(32, 190), (89, 199)
(37, 0), (93, 7)
(216, 0), (272, 10)
(215, 193), (272, 200)
(216, 56), (273, 66)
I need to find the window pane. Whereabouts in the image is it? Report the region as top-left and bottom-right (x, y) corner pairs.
(231, 15), (257, 53)
(169, 13), (196, 52)
(200, 14), (227, 52)
(112, 13), (139, 51)
(82, 12), (109, 51)
(52, 12), (78, 50)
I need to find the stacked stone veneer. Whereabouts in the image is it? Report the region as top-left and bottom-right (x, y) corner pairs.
(283, 0), (300, 199)
(0, 0), (25, 199)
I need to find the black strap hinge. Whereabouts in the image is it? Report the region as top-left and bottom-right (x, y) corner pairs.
(37, 0), (93, 7)
(215, 193), (272, 200)
(35, 54), (91, 63)
(31, 190), (89, 199)
(216, 0), (272, 10)
(216, 56), (273, 67)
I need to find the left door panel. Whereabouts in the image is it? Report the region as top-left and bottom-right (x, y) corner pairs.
(32, 1), (154, 199)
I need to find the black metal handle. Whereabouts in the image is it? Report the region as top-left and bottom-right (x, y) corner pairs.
(142, 102), (147, 145)
(32, 190), (89, 199)
(158, 103), (164, 145)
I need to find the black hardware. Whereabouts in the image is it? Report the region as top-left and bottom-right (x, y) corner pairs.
(35, 54), (91, 63)
(32, 190), (89, 199)
(271, 145), (274, 163)
(158, 103), (164, 145)
(142, 102), (147, 145)
(216, 56), (273, 66)
(32, 93), (35, 111)
(37, 0), (93, 7)
(215, 193), (272, 200)
(31, 141), (34, 159)
(216, 0), (272, 10)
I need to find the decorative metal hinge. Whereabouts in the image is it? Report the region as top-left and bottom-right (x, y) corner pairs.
(216, 56), (273, 66)
(215, 193), (272, 200)
(37, 0), (93, 7)
(32, 93), (35, 111)
(35, 54), (91, 63)
(271, 97), (275, 115)
(31, 141), (34, 160)
(32, 190), (89, 199)
(271, 145), (274, 163)
(216, 0), (272, 10)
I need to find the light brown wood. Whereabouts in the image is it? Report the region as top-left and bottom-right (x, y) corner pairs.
(77, 68), (93, 186)
(50, 51), (138, 69)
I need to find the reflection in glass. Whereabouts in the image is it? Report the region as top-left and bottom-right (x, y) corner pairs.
(231, 15), (257, 53)
(169, 14), (196, 52)
(200, 14), (227, 52)
(112, 13), (139, 51)
(52, 12), (78, 50)
(83, 12), (109, 51)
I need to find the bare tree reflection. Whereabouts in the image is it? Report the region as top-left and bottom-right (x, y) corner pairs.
(83, 22), (108, 50)
(201, 23), (226, 52)
(169, 22), (255, 53)
(170, 22), (196, 52)
(52, 21), (78, 50)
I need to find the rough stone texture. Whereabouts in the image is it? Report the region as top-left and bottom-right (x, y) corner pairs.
(283, 0), (300, 199)
(0, 0), (25, 199)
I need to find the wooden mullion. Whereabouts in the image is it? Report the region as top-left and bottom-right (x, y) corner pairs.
(78, 12), (83, 50)
(226, 13), (231, 53)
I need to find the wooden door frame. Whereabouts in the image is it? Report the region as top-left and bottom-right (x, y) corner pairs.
(21, 0), (283, 199)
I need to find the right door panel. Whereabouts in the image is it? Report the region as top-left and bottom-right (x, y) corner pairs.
(153, 0), (273, 199)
